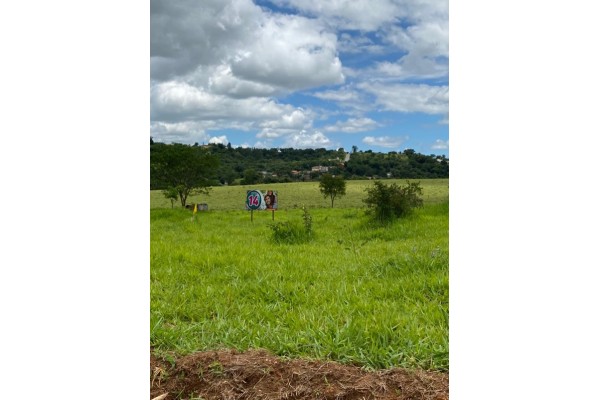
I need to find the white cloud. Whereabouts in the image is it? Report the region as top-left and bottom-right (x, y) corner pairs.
(338, 32), (386, 55)
(283, 130), (334, 148)
(151, 0), (344, 95)
(151, 81), (295, 123)
(208, 65), (282, 98)
(375, 21), (449, 79)
(431, 139), (448, 150)
(324, 117), (380, 133)
(208, 135), (229, 145)
(229, 14), (345, 91)
(312, 88), (360, 102)
(256, 109), (314, 138)
(269, 0), (403, 31)
(358, 82), (448, 114)
(151, 0), (349, 146)
(150, 121), (211, 144)
(310, 86), (373, 114)
(362, 135), (408, 148)
(151, 0), (264, 81)
(150, 0), (448, 152)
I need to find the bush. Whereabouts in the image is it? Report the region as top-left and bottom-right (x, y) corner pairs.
(269, 206), (313, 244)
(364, 180), (424, 223)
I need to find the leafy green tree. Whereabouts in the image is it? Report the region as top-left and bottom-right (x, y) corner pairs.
(242, 168), (260, 185)
(162, 187), (179, 208)
(364, 180), (423, 223)
(319, 174), (347, 208)
(151, 143), (219, 207)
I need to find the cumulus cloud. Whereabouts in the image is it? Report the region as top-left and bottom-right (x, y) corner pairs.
(151, 0), (264, 81)
(375, 20), (449, 79)
(324, 117), (380, 133)
(208, 65), (282, 98)
(150, 121), (211, 144)
(229, 14), (344, 91)
(208, 135), (229, 145)
(338, 32), (386, 55)
(310, 86), (374, 114)
(269, 0), (403, 31)
(362, 135), (408, 148)
(150, 0), (350, 144)
(151, 0), (343, 94)
(150, 0), (448, 152)
(283, 130), (334, 148)
(151, 81), (296, 123)
(358, 82), (448, 114)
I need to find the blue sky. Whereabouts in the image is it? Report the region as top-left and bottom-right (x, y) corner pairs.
(150, 0), (449, 156)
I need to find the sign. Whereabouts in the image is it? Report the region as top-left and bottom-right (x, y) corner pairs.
(245, 190), (264, 210)
(245, 190), (278, 210)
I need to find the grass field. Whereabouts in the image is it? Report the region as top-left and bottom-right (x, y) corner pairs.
(150, 178), (449, 210)
(150, 179), (449, 371)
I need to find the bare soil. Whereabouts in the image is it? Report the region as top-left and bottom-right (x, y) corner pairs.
(150, 349), (448, 400)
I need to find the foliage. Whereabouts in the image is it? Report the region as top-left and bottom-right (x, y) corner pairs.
(151, 141), (448, 186)
(319, 174), (347, 208)
(268, 221), (308, 244)
(364, 180), (424, 223)
(151, 143), (219, 207)
(162, 187), (179, 209)
(242, 168), (260, 185)
(269, 207), (313, 244)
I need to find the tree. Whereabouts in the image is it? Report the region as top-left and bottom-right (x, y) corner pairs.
(162, 187), (179, 208)
(363, 180), (423, 223)
(242, 168), (260, 185)
(319, 174), (347, 208)
(151, 143), (219, 207)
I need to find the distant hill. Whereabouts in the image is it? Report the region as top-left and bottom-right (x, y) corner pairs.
(150, 140), (448, 189)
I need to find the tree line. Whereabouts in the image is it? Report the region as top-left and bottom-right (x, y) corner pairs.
(150, 139), (449, 191)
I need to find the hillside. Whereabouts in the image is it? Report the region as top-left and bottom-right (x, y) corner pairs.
(150, 140), (448, 189)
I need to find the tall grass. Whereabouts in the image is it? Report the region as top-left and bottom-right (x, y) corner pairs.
(151, 191), (449, 371)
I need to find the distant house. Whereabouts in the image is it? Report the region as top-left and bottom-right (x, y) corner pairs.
(291, 170), (301, 176)
(311, 165), (329, 173)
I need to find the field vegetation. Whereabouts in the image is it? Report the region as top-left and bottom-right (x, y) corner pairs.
(150, 179), (448, 372)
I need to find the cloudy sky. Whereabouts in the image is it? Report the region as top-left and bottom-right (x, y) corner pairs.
(151, 0), (448, 155)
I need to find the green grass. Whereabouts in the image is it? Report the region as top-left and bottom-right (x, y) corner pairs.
(150, 178), (449, 210)
(151, 181), (448, 371)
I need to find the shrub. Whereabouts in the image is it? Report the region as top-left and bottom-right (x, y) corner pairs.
(269, 206), (313, 244)
(364, 180), (424, 223)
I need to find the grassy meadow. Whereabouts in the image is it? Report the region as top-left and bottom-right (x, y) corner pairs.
(150, 179), (449, 371)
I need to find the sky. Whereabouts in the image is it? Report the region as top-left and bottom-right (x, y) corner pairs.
(150, 0), (449, 156)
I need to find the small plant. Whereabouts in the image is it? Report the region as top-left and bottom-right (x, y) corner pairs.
(269, 206), (313, 244)
(302, 205), (312, 236)
(364, 180), (424, 223)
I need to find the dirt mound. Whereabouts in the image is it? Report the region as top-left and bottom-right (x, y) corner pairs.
(150, 349), (448, 400)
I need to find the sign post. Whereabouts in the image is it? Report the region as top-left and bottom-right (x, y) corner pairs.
(245, 189), (278, 221)
(245, 190), (262, 222)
